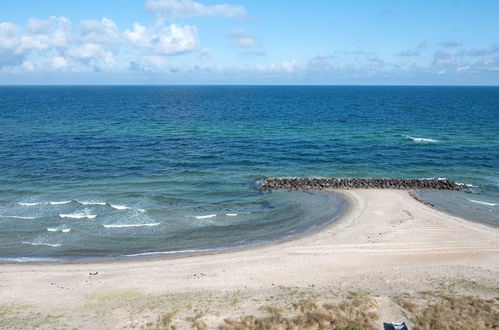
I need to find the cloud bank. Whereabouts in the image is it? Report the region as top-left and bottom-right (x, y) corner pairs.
(0, 0), (498, 84)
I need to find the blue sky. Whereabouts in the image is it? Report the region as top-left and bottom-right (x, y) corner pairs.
(1, 0), (498, 85)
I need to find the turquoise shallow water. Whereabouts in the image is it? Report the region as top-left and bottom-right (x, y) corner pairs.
(0, 86), (497, 261)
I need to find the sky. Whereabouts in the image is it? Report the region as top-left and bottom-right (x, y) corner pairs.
(1, 0), (498, 85)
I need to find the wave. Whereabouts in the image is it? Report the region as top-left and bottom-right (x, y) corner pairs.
(48, 201), (71, 205)
(1, 215), (37, 219)
(0, 257), (59, 262)
(468, 199), (498, 207)
(22, 241), (61, 247)
(18, 202), (41, 206)
(226, 213), (238, 216)
(103, 223), (160, 228)
(125, 248), (213, 257)
(404, 135), (439, 143)
(47, 228), (71, 233)
(195, 214), (217, 219)
(77, 200), (106, 206)
(137, 209), (146, 213)
(109, 204), (129, 210)
(59, 213), (96, 219)
(19, 201), (71, 206)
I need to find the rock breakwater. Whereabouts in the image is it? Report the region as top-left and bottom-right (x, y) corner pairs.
(260, 178), (467, 191)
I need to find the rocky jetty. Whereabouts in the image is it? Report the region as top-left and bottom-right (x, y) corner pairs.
(260, 178), (467, 191)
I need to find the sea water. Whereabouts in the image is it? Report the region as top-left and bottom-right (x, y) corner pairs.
(0, 86), (497, 261)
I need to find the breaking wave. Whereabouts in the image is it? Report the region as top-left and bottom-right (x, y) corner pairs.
(404, 135), (439, 143)
(1, 215), (38, 219)
(468, 199), (498, 207)
(47, 228), (71, 233)
(194, 214), (217, 219)
(22, 241), (61, 247)
(109, 204), (129, 210)
(103, 223), (160, 228)
(59, 212), (96, 219)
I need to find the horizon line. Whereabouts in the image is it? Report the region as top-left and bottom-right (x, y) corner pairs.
(1, 84), (499, 87)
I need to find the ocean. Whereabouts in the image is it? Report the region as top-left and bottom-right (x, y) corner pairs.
(0, 86), (497, 262)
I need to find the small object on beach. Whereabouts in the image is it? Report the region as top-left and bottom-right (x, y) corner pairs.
(89, 271), (98, 276)
(383, 322), (408, 330)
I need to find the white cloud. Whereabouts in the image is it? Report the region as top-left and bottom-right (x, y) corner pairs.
(146, 0), (246, 19)
(229, 28), (256, 48)
(257, 58), (298, 73)
(306, 51), (390, 77)
(124, 23), (197, 56)
(0, 17), (72, 68)
(0, 15), (200, 74)
(465, 44), (499, 57)
(429, 44), (499, 74)
(21, 60), (35, 72)
(26, 18), (53, 35)
(79, 18), (119, 44)
(0, 23), (24, 66)
(51, 56), (68, 69)
(17, 17), (71, 53)
(0, 17), (119, 72)
(144, 55), (167, 69)
(68, 43), (116, 68)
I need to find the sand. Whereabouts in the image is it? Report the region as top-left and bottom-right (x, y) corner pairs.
(1, 189), (498, 329)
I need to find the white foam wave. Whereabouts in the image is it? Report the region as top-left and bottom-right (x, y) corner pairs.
(18, 202), (41, 206)
(0, 257), (59, 262)
(110, 204), (129, 210)
(126, 248), (213, 257)
(47, 228), (71, 233)
(48, 201), (71, 205)
(468, 199), (498, 207)
(404, 135), (439, 143)
(195, 214), (217, 219)
(59, 213), (96, 219)
(22, 241), (61, 247)
(1, 215), (37, 219)
(137, 209), (146, 213)
(456, 182), (475, 187)
(103, 223), (160, 228)
(77, 201), (106, 206)
(226, 213), (238, 216)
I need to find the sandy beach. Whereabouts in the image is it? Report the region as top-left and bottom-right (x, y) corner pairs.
(1, 189), (498, 329)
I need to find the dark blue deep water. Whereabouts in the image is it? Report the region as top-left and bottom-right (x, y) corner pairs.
(0, 86), (498, 261)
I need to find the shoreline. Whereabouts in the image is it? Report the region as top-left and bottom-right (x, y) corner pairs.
(0, 191), (351, 265)
(1, 189), (498, 328)
(410, 189), (499, 229)
(0, 188), (494, 266)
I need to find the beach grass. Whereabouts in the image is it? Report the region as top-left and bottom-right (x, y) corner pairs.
(2, 290), (498, 329)
(143, 292), (379, 330)
(138, 291), (498, 330)
(395, 293), (499, 330)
